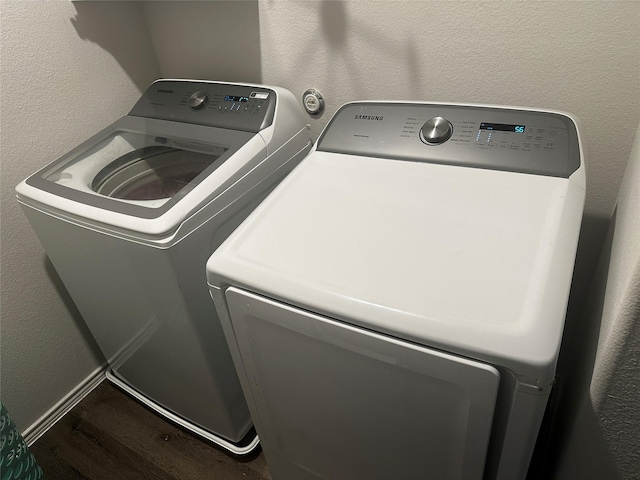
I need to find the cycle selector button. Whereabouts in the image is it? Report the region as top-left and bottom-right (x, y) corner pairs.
(189, 91), (209, 110)
(420, 117), (453, 145)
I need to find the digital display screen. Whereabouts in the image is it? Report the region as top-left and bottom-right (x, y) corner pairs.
(480, 123), (525, 133)
(224, 95), (249, 102)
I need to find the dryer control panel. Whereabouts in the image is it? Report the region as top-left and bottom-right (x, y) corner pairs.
(129, 80), (277, 133)
(317, 103), (581, 178)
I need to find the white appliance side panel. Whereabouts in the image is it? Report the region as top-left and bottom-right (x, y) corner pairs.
(19, 204), (253, 442)
(225, 287), (500, 480)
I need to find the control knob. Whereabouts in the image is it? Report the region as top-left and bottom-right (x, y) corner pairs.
(189, 91), (209, 110)
(420, 116), (453, 145)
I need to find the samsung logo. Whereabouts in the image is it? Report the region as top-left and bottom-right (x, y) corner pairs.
(157, 89), (174, 94)
(354, 114), (384, 121)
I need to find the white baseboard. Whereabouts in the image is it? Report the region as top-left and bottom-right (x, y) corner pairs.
(23, 366), (106, 446)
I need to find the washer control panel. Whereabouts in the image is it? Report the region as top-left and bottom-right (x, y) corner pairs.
(129, 80), (277, 133)
(317, 103), (580, 178)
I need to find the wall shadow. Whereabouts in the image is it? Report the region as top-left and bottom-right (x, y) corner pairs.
(70, 1), (161, 91)
(550, 395), (622, 480)
(71, 1), (263, 86)
(281, 1), (422, 103)
(528, 211), (614, 478)
(138, 1), (262, 83)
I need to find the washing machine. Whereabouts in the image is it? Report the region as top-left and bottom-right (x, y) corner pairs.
(16, 79), (311, 454)
(206, 102), (586, 477)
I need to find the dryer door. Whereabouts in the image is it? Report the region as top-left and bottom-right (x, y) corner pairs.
(225, 288), (500, 480)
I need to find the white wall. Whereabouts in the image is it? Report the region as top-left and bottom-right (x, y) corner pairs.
(0, 1), (160, 431)
(142, 1), (262, 83)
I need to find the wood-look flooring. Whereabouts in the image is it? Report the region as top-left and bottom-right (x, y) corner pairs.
(30, 381), (271, 480)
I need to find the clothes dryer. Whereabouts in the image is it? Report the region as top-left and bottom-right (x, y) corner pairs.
(16, 79), (311, 453)
(207, 102), (586, 476)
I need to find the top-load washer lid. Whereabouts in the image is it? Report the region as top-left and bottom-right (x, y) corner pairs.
(207, 102), (587, 384)
(15, 80), (314, 236)
(40, 129), (233, 210)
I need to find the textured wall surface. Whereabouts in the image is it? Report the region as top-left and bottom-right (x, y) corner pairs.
(588, 124), (640, 478)
(142, 1), (262, 84)
(0, 1), (160, 431)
